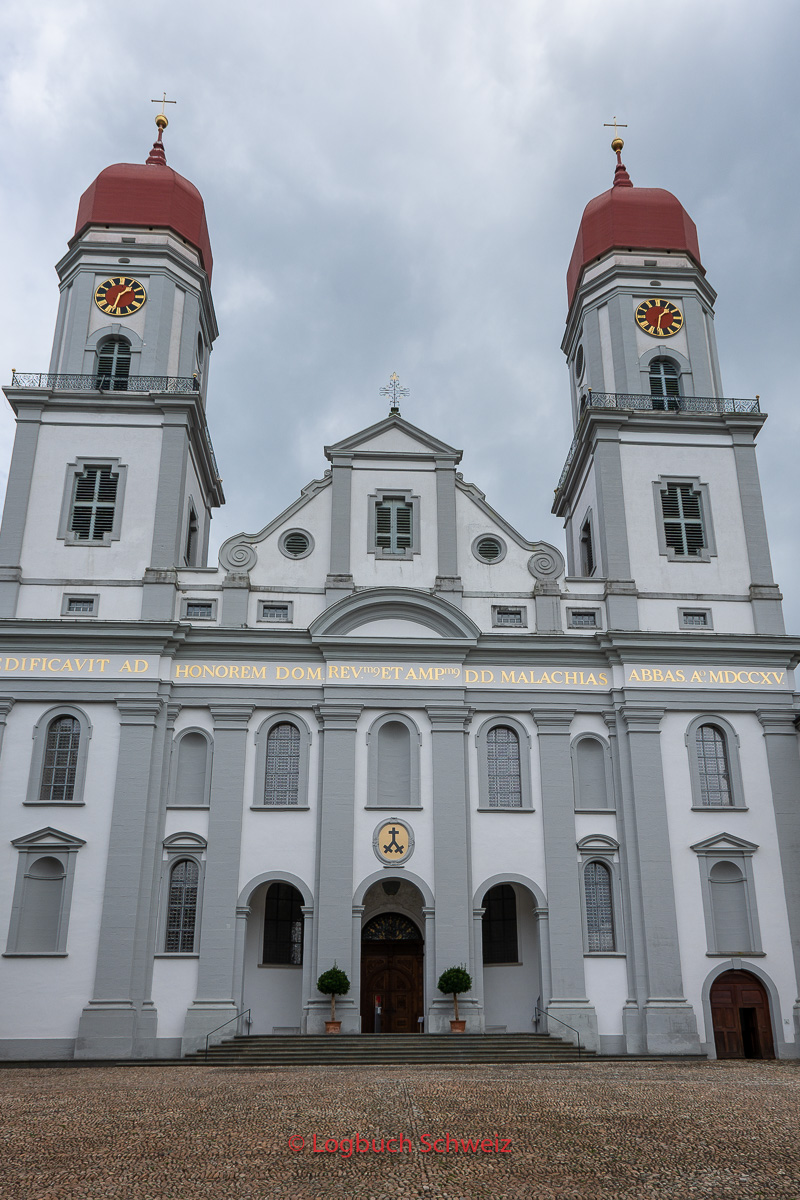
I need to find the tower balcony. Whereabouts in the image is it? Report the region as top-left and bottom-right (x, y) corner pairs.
(555, 391), (762, 497)
(10, 371), (201, 395)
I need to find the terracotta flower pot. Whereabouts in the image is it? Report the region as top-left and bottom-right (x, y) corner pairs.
(325, 1020), (342, 1034)
(450, 1019), (467, 1033)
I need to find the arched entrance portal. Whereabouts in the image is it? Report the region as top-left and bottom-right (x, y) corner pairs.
(710, 970), (775, 1059)
(361, 913), (423, 1033)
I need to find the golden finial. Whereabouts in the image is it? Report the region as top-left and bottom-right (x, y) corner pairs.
(150, 91), (177, 131)
(604, 116), (628, 153)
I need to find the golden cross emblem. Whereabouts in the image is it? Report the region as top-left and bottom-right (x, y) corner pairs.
(150, 92), (177, 129)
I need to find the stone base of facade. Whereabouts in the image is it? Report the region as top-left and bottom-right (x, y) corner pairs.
(426, 998), (483, 1034)
(75, 1001), (159, 1059)
(182, 1001), (240, 1056)
(643, 1001), (701, 1055)
(544, 1001), (599, 1052)
(304, 999), (361, 1035)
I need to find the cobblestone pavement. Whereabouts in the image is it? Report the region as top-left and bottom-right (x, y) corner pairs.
(1, 1060), (798, 1200)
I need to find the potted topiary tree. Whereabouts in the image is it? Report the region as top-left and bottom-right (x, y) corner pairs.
(437, 965), (472, 1033)
(317, 964), (350, 1033)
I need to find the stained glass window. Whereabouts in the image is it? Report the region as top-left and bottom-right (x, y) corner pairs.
(39, 716), (81, 803)
(584, 861), (615, 952)
(264, 722), (301, 805)
(486, 725), (522, 808)
(696, 724), (732, 806)
(361, 914), (420, 941)
(165, 859), (199, 953)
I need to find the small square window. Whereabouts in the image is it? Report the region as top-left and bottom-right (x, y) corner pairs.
(680, 608), (712, 629)
(492, 606), (525, 627)
(569, 610), (598, 628)
(61, 594), (98, 617)
(259, 602), (292, 623)
(184, 600), (215, 620)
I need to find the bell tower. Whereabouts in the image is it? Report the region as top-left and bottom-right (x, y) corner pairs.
(0, 114), (224, 620)
(553, 138), (783, 636)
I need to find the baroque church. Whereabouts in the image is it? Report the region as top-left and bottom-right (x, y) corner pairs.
(1, 115), (798, 1061)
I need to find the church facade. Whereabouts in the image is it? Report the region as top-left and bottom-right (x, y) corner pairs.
(1, 121), (798, 1061)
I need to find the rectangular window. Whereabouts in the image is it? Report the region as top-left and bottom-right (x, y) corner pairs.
(375, 498), (413, 555)
(260, 603), (291, 622)
(570, 610), (598, 628)
(69, 464), (119, 541)
(62, 595), (98, 616)
(660, 482), (705, 557)
(185, 601), (214, 620)
(493, 607), (524, 627)
(681, 609), (710, 628)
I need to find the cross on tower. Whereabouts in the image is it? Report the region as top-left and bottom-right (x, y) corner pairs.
(150, 92), (177, 129)
(603, 116), (628, 140)
(380, 372), (409, 414)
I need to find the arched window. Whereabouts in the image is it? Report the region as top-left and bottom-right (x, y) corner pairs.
(95, 336), (131, 391)
(584, 861), (615, 952)
(709, 861), (751, 953)
(171, 731), (211, 807)
(39, 716), (81, 804)
(573, 737), (610, 809)
(481, 884), (519, 964)
(649, 357), (680, 410)
(165, 859), (199, 953)
(696, 724), (732, 806)
(265, 722), (301, 805)
(263, 882), (304, 964)
(486, 726), (522, 808)
(367, 716), (420, 808)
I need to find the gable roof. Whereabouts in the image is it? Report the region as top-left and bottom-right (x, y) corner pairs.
(325, 414), (462, 461)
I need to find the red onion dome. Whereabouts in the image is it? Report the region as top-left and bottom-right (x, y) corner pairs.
(567, 143), (702, 308)
(73, 121), (213, 279)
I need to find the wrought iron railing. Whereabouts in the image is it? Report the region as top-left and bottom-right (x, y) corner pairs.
(534, 1005), (582, 1058)
(555, 390), (762, 495)
(10, 371), (200, 394)
(204, 1008), (251, 1061)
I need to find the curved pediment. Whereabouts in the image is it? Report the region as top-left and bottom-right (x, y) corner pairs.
(310, 588), (481, 641)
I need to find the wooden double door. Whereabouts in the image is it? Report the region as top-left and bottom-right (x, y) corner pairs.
(361, 940), (423, 1033)
(710, 970), (774, 1059)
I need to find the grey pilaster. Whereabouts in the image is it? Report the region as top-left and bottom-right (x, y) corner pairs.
(731, 431), (785, 634)
(593, 429), (638, 630)
(534, 710), (598, 1050)
(472, 906), (486, 1018)
(0, 405), (43, 616)
(60, 271), (95, 373)
(221, 575), (250, 626)
(326, 455), (354, 603)
(178, 291), (201, 378)
(427, 704), (479, 1032)
(608, 293), (641, 394)
(307, 703), (362, 1033)
(139, 273), (169, 374)
(233, 905), (250, 1014)
(757, 710), (800, 1039)
(534, 582), (562, 633)
(682, 296), (715, 397)
(0, 698), (14, 757)
(617, 705), (699, 1054)
(141, 416), (189, 620)
(423, 906), (435, 1032)
(583, 306), (605, 395)
(435, 458), (459, 581)
(182, 704), (253, 1054)
(534, 906), (552, 1012)
(300, 905), (314, 1033)
(76, 698), (164, 1059)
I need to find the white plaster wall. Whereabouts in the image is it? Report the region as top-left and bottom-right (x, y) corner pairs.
(245, 590), (327, 630)
(482, 892), (540, 1032)
(638, 598), (754, 634)
(15, 584), (144, 621)
(455, 489), (537, 598)
(20, 416), (164, 579)
(151, 958), (199, 1038)
(619, 433), (752, 595)
(565, 461), (599, 577)
(243, 486), (332, 592)
(584, 957), (628, 1035)
(659, 710), (797, 1046)
(0, 700), (120, 1041)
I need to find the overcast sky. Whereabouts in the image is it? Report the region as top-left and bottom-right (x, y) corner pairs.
(1, 0), (798, 634)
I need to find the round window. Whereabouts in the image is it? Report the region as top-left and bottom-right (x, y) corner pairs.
(575, 345), (584, 378)
(472, 535), (506, 564)
(279, 529), (314, 559)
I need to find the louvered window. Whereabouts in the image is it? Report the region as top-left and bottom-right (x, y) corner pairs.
(696, 724), (732, 806)
(660, 482), (705, 557)
(649, 358), (680, 410)
(185, 509), (199, 566)
(39, 716), (80, 803)
(584, 861), (615, 952)
(165, 859), (199, 953)
(482, 884), (519, 964)
(264, 722), (301, 805)
(95, 337), (131, 391)
(580, 519), (595, 575)
(375, 498), (413, 555)
(486, 725), (522, 808)
(263, 882), (304, 964)
(69, 464), (119, 541)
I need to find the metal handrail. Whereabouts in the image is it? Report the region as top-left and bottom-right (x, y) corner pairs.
(10, 371), (200, 395)
(204, 1008), (251, 1061)
(534, 1005), (582, 1059)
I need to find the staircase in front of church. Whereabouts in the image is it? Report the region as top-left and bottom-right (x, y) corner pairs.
(185, 1032), (594, 1066)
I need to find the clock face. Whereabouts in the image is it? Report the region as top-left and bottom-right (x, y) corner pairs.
(94, 276), (147, 317)
(635, 298), (683, 337)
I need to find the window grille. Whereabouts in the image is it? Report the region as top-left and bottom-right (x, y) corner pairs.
(375, 499), (413, 554)
(584, 861), (615, 951)
(263, 882), (304, 964)
(570, 610), (597, 628)
(475, 536), (503, 562)
(649, 357), (680, 409)
(264, 722), (301, 805)
(495, 607), (523, 626)
(66, 597), (95, 614)
(482, 884), (519, 963)
(69, 464), (119, 541)
(165, 859), (199, 953)
(39, 716), (80, 803)
(682, 610), (709, 627)
(660, 482), (705, 556)
(185, 601), (213, 619)
(486, 725), (522, 808)
(696, 724), (732, 806)
(580, 519), (595, 575)
(95, 337), (131, 391)
(261, 604), (290, 622)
